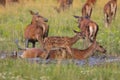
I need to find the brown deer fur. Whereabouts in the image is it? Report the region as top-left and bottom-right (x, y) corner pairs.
(55, 0), (73, 12)
(82, 0), (93, 18)
(43, 30), (84, 59)
(24, 10), (49, 48)
(87, 0), (96, 5)
(104, 0), (117, 27)
(20, 48), (46, 58)
(74, 16), (99, 43)
(48, 40), (106, 59)
(0, 0), (19, 6)
(20, 41), (106, 60)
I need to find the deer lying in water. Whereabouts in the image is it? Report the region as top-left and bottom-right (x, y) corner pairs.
(74, 16), (99, 45)
(18, 40), (106, 60)
(24, 10), (49, 48)
(48, 40), (106, 60)
(104, 0), (117, 27)
(82, 0), (93, 18)
(43, 30), (84, 59)
(55, 0), (73, 13)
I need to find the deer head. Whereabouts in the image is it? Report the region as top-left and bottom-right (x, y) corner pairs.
(29, 10), (48, 24)
(73, 15), (90, 23)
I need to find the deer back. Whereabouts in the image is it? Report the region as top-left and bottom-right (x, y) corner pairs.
(20, 48), (46, 58)
(43, 31), (84, 50)
(24, 10), (49, 40)
(82, 2), (92, 18)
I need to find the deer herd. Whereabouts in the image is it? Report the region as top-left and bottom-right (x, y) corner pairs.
(0, 0), (118, 61)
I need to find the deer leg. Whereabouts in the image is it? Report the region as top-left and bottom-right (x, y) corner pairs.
(32, 41), (36, 48)
(108, 15), (112, 25)
(44, 50), (50, 60)
(85, 31), (90, 48)
(66, 47), (73, 59)
(25, 39), (29, 48)
(113, 7), (117, 20)
(37, 36), (44, 49)
(104, 14), (109, 27)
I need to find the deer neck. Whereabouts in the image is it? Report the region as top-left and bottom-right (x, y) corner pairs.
(83, 41), (97, 58)
(70, 35), (80, 45)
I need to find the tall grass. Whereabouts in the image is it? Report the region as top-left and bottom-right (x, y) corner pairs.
(0, 0), (120, 80)
(0, 58), (120, 80)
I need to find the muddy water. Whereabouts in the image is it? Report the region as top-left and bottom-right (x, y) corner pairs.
(0, 52), (120, 66)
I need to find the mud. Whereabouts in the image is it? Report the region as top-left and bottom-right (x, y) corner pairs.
(0, 51), (120, 66)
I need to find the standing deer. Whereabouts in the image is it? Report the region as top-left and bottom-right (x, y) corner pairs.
(104, 0), (117, 27)
(24, 10), (49, 48)
(74, 16), (99, 45)
(82, 0), (93, 18)
(43, 30), (84, 59)
(55, 0), (73, 13)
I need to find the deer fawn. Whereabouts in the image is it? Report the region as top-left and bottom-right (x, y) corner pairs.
(74, 15), (99, 46)
(104, 0), (117, 27)
(16, 40), (106, 59)
(24, 10), (49, 48)
(43, 30), (84, 59)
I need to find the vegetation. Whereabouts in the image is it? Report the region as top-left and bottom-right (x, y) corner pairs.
(0, 59), (120, 80)
(0, 0), (120, 80)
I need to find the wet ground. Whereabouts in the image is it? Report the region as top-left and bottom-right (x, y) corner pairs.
(0, 51), (120, 66)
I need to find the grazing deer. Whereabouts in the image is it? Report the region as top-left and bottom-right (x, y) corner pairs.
(55, 0), (73, 13)
(74, 16), (99, 44)
(82, 0), (93, 18)
(24, 10), (49, 48)
(104, 0), (117, 27)
(43, 30), (84, 59)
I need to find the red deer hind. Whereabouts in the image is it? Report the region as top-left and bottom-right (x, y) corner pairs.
(24, 10), (49, 48)
(74, 15), (99, 46)
(104, 0), (117, 27)
(82, 0), (93, 18)
(43, 30), (84, 59)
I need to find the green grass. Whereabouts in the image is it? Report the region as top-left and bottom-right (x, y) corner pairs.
(0, 0), (120, 80)
(0, 59), (120, 80)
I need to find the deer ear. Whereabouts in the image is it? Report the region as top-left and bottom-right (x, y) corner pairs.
(44, 18), (48, 22)
(73, 15), (80, 18)
(35, 12), (39, 15)
(73, 30), (79, 33)
(29, 10), (35, 15)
